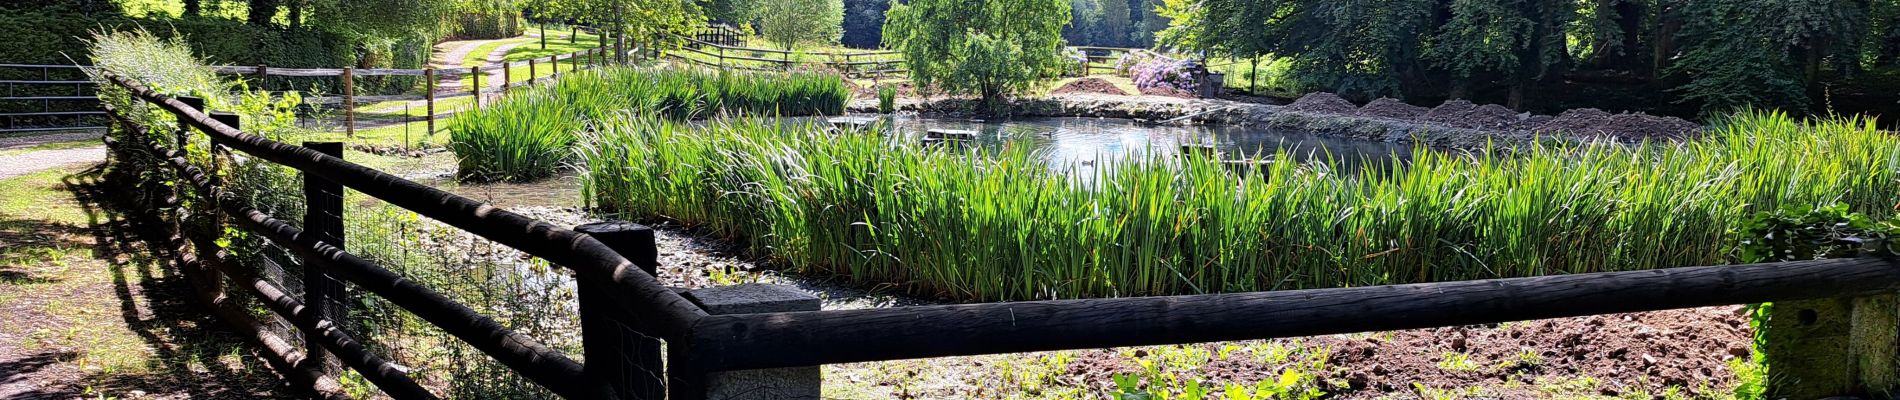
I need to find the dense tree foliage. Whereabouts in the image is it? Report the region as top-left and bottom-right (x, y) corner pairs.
(755, 0), (843, 49)
(1062, 0), (1166, 46)
(1166, 0), (1900, 115)
(884, 0), (1070, 108)
(840, 0), (888, 48)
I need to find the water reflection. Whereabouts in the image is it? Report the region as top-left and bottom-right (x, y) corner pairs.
(825, 115), (1415, 174)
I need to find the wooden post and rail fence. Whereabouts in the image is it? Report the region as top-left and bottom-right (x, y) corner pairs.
(95, 67), (1900, 399)
(4, 44), (607, 138)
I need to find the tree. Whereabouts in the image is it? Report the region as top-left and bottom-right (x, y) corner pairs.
(756, 0), (844, 50)
(841, 0), (889, 48)
(1097, 0), (1130, 46)
(884, 0), (1070, 109)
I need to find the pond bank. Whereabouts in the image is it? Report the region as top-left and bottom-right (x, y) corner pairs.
(853, 92), (1703, 150)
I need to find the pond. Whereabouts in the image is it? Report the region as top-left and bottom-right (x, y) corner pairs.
(825, 115), (1415, 173)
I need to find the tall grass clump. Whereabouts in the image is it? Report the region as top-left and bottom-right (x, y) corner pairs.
(581, 111), (1900, 302)
(878, 85), (897, 113)
(448, 86), (584, 182)
(448, 66), (849, 181)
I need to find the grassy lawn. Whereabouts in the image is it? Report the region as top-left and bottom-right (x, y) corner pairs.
(0, 162), (292, 398)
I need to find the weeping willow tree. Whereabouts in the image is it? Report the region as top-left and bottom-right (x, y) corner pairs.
(883, 0), (1071, 110)
(1167, 0), (1898, 115)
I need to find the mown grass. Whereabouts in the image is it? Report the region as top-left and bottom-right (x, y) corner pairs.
(580, 111), (1900, 302)
(449, 66), (848, 181)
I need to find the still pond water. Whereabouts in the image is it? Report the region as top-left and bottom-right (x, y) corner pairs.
(823, 115), (1414, 172)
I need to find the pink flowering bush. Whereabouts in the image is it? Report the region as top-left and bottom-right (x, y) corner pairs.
(1131, 57), (1197, 93)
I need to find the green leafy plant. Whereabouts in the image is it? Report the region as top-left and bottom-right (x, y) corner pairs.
(1737, 204), (1899, 263)
(877, 85), (897, 113)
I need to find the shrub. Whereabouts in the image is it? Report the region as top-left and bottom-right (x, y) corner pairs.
(877, 85), (897, 113)
(448, 85), (583, 182)
(1130, 57), (1197, 93)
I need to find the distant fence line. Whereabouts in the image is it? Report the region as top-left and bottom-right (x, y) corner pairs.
(659, 38), (1186, 83)
(2, 44), (607, 137)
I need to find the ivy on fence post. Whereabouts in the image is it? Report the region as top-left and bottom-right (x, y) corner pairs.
(1745, 205), (1900, 398)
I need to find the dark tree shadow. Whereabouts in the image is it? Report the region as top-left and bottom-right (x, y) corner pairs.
(0, 165), (308, 399)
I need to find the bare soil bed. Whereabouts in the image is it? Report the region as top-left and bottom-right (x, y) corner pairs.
(1051, 78), (1130, 96)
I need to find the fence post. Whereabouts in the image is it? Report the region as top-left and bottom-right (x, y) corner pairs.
(529, 59), (537, 83)
(573, 221), (666, 400)
(471, 66), (482, 108)
(673, 284), (823, 400)
(342, 68), (355, 138)
(503, 63), (512, 94)
(301, 141), (348, 373)
(424, 68), (435, 138)
(172, 96), (214, 295)
(256, 64), (268, 91)
(1763, 296), (1900, 398)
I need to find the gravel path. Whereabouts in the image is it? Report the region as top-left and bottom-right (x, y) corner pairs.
(0, 132), (101, 150)
(0, 145), (106, 180)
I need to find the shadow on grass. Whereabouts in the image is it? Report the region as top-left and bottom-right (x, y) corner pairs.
(0, 166), (303, 398)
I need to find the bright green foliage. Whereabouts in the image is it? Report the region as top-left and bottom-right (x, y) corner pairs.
(755, 0), (845, 50)
(877, 85), (897, 113)
(449, 67), (847, 181)
(1738, 204), (1899, 264)
(883, 0), (1071, 108)
(582, 111), (1900, 302)
(1667, 0), (1858, 114)
(449, 88), (583, 182)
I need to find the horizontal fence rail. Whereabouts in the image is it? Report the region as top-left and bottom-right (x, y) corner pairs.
(10, 44), (605, 136)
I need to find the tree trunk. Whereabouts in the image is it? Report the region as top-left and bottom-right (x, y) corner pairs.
(184, 0), (201, 17)
(249, 0), (282, 26)
(541, 23), (548, 50)
(288, 0), (303, 29)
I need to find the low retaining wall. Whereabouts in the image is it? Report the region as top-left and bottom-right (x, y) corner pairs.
(851, 94), (1688, 150)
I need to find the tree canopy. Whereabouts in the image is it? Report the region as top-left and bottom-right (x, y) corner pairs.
(1163, 0), (1897, 115)
(755, 0), (843, 49)
(883, 0), (1071, 109)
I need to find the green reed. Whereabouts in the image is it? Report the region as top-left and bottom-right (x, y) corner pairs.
(579, 111), (1900, 302)
(448, 66), (848, 181)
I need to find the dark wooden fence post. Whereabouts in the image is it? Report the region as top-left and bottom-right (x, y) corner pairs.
(424, 68), (435, 139)
(342, 68), (355, 138)
(574, 221), (665, 400)
(255, 64), (268, 91)
(529, 59), (537, 83)
(502, 62), (512, 94)
(301, 141), (348, 373)
(471, 66), (482, 108)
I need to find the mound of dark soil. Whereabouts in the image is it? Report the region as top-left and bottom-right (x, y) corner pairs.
(1603, 112), (1702, 139)
(1326, 306), (1750, 397)
(1287, 92), (1357, 114)
(1422, 100), (1521, 130)
(1533, 108), (1615, 136)
(1355, 98), (1429, 120)
(1422, 100), (1477, 127)
(1052, 78), (1131, 96)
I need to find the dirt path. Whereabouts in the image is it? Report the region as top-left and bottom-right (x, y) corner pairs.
(0, 143), (106, 180)
(0, 165), (296, 399)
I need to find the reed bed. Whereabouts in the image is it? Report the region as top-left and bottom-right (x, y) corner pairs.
(449, 66), (848, 181)
(580, 112), (1900, 302)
